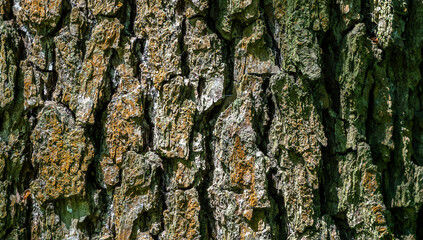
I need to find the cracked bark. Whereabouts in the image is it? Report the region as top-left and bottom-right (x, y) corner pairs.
(0, 0), (423, 239)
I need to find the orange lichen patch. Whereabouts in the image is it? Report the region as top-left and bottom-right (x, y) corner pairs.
(105, 89), (143, 160)
(135, 0), (182, 89)
(302, 151), (321, 174)
(371, 37), (379, 45)
(377, 226), (393, 239)
(0, 24), (18, 108)
(230, 136), (254, 187)
(95, 20), (122, 50)
(186, 21), (212, 50)
(163, 190), (200, 240)
(22, 189), (31, 202)
(228, 135), (261, 216)
(372, 205), (383, 213)
(154, 77), (196, 160)
(362, 170), (378, 193)
(371, 203), (393, 239)
(375, 211), (386, 225)
(20, 0), (63, 31)
(88, 0), (123, 16)
(137, 25), (181, 89)
(30, 102), (94, 202)
(185, 194), (201, 239)
(99, 79), (144, 187)
(174, 161), (195, 188)
(240, 223), (256, 240)
(248, 189), (258, 208)
(372, 205), (387, 225)
(243, 209), (254, 220)
(0, 0), (8, 16)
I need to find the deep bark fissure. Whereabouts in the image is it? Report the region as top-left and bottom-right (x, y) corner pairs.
(267, 168), (288, 239)
(180, 17), (190, 78)
(259, 0), (281, 68)
(417, 206), (423, 239)
(333, 212), (356, 240)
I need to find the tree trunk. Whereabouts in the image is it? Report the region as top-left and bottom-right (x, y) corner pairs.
(0, 0), (422, 239)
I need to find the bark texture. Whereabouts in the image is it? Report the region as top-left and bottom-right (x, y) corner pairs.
(0, 0), (422, 239)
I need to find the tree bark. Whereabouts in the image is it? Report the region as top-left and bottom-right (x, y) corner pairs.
(0, 0), (422, 239)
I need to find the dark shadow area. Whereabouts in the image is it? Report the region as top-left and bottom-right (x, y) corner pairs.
(333, 212), (355, 240)
(390, 207), (415, 237)
(417, 206), (423, 239)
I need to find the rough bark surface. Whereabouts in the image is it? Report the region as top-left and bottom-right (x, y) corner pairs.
(0, 0), (422, 239)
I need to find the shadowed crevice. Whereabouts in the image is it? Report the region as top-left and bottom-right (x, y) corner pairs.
(417, 206), (423, 239)
(267, 168), (288, 239)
